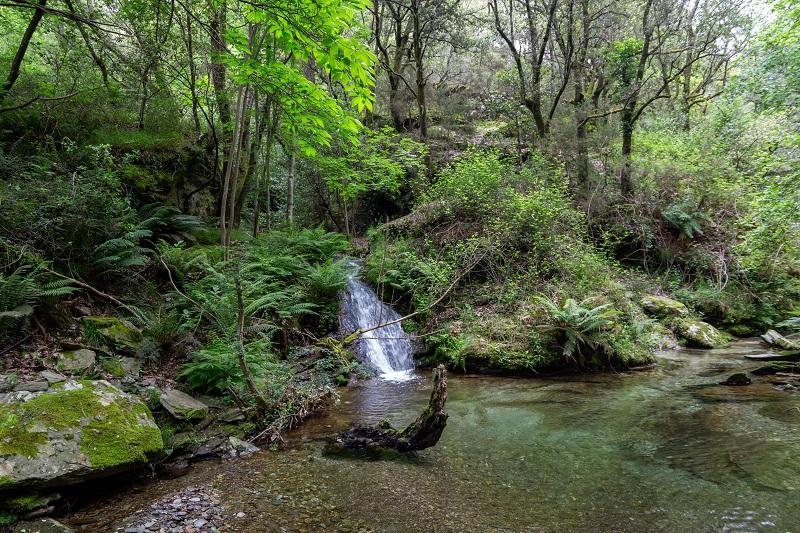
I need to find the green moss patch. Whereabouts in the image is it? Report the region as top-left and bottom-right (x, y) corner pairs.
(0, 381), (162, 471)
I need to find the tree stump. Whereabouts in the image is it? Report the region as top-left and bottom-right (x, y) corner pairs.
(336, 365), (448, 453)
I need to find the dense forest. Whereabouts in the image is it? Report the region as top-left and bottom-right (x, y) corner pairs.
(0, 0), (798, 529)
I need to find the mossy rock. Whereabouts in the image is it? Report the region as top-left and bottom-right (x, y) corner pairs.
(159, 389), (209, 421)
(640, 294), (689, 317)
(56, 349), (96, 374)
(0, 380), (163, 491)
(1, 492), (60, 513)
(674, 319), (729, 349)
(82, 316), (142, 354)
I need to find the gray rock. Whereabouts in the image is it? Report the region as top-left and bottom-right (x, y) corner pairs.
(13, 380), (49, 392)
(159, 389), (209, 421)
(57, 348), (96, 373)
(0, 380), (163, 491)
(40, 370), (67, 384)
(223, 436), (259, 458)
(0, 374), (17, 393)
(218, 407), (245, 423)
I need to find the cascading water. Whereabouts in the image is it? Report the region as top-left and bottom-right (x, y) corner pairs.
(339, 261), (415, 382)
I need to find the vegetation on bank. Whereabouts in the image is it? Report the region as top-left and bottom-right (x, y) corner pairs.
(0, 0), (799, 521)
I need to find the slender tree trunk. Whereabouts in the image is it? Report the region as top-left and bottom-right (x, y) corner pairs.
(184, 0), (201, 132)
(64, 0), (109, 86)
(220, 87), (246, 249)
(620, 105), (634, 197)
(286, 143), (296, 226)
(0, 0), (47, 107)
(389, 76), (403, 131)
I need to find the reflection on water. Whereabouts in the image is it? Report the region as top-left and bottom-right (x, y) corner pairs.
(66, 339), (800, 532)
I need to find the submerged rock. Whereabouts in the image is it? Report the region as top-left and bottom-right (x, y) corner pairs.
(159, 389), (209, 421)
(640, 294), (689, 317)
(674, 319), (728, 349)
(0, 380), (163, 491)
(720, 373), (752, 386)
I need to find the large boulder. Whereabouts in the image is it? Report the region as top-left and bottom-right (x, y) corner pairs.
(674, 319), (728, 349)
(640, 294), (688, 317)
(0, 380), (163, 491)
(159, 389), (209, 421)
(82, 316), (142, 354)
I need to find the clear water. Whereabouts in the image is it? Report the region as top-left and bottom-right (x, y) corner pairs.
(339, 262), (415, 381)
(66, 339), (800, 532)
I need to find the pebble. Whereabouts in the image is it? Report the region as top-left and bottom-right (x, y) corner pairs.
(119, 486), (225, 533)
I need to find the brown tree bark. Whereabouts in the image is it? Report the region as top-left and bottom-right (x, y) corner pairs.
(336, 365), (448, 452)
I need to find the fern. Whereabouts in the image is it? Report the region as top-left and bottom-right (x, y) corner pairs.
(663, 202), (712, 239)
(139, 203), (204, 244)
(0, 266), (77, 340)
(536, 296), (618, 365)
(94, 229), (152, 273)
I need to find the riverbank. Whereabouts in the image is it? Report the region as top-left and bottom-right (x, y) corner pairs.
(59, 339), (800, 532)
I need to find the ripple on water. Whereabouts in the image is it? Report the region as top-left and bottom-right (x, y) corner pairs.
(64, 340), (800, 532)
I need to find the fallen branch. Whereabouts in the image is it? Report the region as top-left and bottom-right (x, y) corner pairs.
(335, 365), (448, 453)
(43, 267), (146, 323)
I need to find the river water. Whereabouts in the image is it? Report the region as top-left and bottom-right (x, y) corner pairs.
(66, 339), (800, 532)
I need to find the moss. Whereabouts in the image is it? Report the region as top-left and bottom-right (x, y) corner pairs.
(100, 357), (126, 378)
(0, 381), (162, 469)
(0, 412), (46, 457)
(4, 494), (51, 513)
(640, 294), (689, 317)
(83, 316), (142, 352)
(0, 475), (14, 488)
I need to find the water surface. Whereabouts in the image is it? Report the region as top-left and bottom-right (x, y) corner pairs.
(67, 339), (800, 532)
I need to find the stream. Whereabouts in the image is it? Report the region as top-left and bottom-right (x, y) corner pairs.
(63, 338), (800, 532)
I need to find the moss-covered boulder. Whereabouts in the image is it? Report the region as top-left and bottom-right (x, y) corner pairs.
(0, 380), (163, 491)
(82, 316), (142, 354)
(640, 295), (688, 317)
(674, 319), (729, 349)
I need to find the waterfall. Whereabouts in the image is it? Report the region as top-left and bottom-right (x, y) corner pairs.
(339, 261), (415, 382)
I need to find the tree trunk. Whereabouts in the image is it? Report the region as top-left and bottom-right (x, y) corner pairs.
(336, 365), (448, 453)
(620, 105), (634, 197)
(0, 0), (47, 107)
(286, 144), (296, 226)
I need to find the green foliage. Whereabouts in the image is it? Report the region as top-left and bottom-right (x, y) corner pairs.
(179, 338), (283, 395)
(662, 201), (711, 239)
(0, 265), (76, 341)
(535, 297), (618, 365)
(423, 148), (508, 217)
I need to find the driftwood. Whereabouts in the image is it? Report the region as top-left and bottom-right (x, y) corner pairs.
(336, 365), (448, 453)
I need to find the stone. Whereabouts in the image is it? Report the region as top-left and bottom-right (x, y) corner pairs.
(720, 372), (752, 386)
(674, 319), (728, 349)
(218, 407), (245, 423)
(40, 370), (67, 384)
(12, 518), (74, 532)
(82, 316), (142, 354)
(0, 374), (17, 393)
(640, 294), (688, 317)
(57, 348), (96, 373)
(12, 381), (49, 393)
(0, 380), (163, 491)
(159, 389), (209, 421)
(760, 329), (800, 350)
(222, 436), (259, 459)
